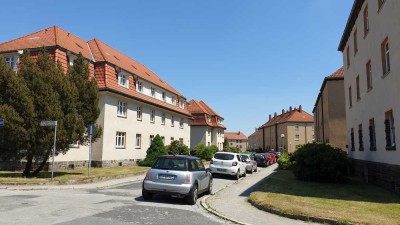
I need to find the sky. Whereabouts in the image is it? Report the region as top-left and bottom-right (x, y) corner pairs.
(0, 0), (354, 136)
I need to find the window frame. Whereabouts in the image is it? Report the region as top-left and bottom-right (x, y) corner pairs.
(353, 29), (358, 55)
(295, 135), (300, 141)
(349, 86), (353, 108)
(137, 81), (143, 92)
(150, 110), (155, 123)
(117, 101), (127, 118)
(5, 57), (15, 70)
(346, 46), (350, 68)
(363, 4), (369, 37)
(118, 73), (129, 88)
(381, 37), (390, 75)
(385, 110), (396, 150)
(116, 132), (126, 149)
(171, 116), (175, 127)
(137, 106), (142, 121)
(151, 87), (155, 97)
(366, 60), (372, 91)
(369, 118), (376, 151)
(136, 134), (142, 149)
(161, 113), (166, 125)
(358, 124), (364, 151)
(356, 75), (361, 100)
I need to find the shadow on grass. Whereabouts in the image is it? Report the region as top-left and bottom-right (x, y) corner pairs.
(241, 169), (400, 204)
(0, 171), (83, 179)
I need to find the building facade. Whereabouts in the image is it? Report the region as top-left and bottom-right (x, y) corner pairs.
(313, 68), (347, 150)
(248, 129), (263, 151)
(0, 26), (192, 169)
(225, 131), (248, 151)
(338, 0), (400, 192)
(258, 106), (314, 153)
(187, 100), (225, 150)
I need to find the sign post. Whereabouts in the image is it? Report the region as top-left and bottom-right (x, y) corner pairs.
(40, 121), (57, 181)
(88, 124), (96, 177)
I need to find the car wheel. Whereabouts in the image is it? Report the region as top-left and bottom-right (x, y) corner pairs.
(234, 170), (240, 180)
(243, 169), (247, 177)
(254, 167), (258, 172)
(142, 188), (153, 200)
(249, 168), (253, 174)
(205, 178), (213, 195)
(187, 184), (198, 205)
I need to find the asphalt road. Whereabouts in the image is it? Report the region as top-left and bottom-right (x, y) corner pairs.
(0, 172), (248, 225)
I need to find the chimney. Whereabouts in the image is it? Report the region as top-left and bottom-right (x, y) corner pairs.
(269, 114), (272, 120)
(282, 109), (285, 114)
(274, 112), (277, 117)
(299, 105), (303, 112)
(255, 128), (258, 132)
(289, 106), (293, 111)
(238, 131), (240, 135)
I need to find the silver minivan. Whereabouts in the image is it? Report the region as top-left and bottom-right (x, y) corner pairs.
(142, 155), (213, 205)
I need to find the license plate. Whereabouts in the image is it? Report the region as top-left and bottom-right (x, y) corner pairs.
(217, 168), (227, 172)
(158, 174), (176, 180)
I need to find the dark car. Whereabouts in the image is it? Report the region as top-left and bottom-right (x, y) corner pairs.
(254, 153), (269, 167)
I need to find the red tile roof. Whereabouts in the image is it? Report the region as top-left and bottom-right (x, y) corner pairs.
(0, 26), (93, 61)
(225, 131), (247, 140)
(326, 67), (344, 79)
(188, 99), (225, 128)
(262, 106), (313, 128)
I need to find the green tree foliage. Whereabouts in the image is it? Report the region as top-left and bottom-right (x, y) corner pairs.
(291, 143), (349, 183)
(277, 152), (292, 170)
(0, 50), (102, 177)
(166, 140), (190, 155)
(223, 137), (229, 149)
(193, 144), (218, 160)
(138, 134), (167, 167)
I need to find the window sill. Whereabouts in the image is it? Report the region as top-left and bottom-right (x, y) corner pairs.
(370, 147), (377, 151)
(382, 71), (391, 79)
(363, 32), (369, 39)
(118, 84), (130, 89)
(117, 115), (127, 118)
(135, 147), (141, 149)
(367, 87), (373, 93)
(137, 119), (142, 121)
(116, 147), (126, 149)
(356, 97), (361, 102)
(359, 148), (364, 151)
(354, 51), (358, 56)
(386, 145), (396, 151)
(150, 121), (155, 124)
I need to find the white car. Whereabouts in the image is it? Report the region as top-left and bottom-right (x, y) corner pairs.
(209, 152), (247, 180)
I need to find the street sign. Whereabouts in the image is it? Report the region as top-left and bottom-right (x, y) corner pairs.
(40, 121), (57, 127)
(0, 119), (4, 127)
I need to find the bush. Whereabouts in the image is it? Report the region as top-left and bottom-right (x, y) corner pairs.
(291, 143), (349, 183)
(277, 153), (292, 170)
(193, 144), (218, 160)
(166, 140), (190, 155)
(138, 134), (167, 167)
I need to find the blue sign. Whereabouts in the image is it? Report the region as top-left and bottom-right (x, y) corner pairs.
(0, 119), (4, 127)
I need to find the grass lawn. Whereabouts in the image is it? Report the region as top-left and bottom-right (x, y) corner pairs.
(0, 166), (150, 185)
(248, 170), (400, 225)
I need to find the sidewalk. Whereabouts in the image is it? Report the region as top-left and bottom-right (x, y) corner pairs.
(0, 173), (146, 190)
(204, 164), (318, 225)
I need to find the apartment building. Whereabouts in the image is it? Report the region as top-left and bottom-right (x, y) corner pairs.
(187, 100), (225, 150)
(258, 106), (314, 153)
(0, 26), (192, 169)
(225, 131), (248, 151)
(248, 129), (263, 151)
(313, 68), (347, 150)
(338, 0), (400, 192)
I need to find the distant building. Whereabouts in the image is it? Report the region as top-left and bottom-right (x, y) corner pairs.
(338, 0), (400, 192)
(313, 68), (347, 150)
(187, 100), (225, 150)
(225, 131), (248, 151)
(0, 26), (192, 169)
(257, 106), (314, 153)
(248, 129), (263, 151)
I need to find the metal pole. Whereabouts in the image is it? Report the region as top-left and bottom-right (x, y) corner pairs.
(88, 125), (92, 177)
(51, 123), (57, 181)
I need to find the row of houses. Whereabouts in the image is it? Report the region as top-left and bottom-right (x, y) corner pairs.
(0, 26), (229, 170)
(313, 0), (399, 192)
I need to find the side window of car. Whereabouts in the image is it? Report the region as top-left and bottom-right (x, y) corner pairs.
(236, 155), (241, 161)
(188, 160), (199, 171)
(196, 160), (205, 171)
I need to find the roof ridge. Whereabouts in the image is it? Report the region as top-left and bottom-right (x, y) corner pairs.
(93, 39), (107, 62)
(0, 25), (55, 47)
(54, 26), (58, 46)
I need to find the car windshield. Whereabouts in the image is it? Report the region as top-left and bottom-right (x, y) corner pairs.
(153, 158), (187, 171)
(241, 155), (249, 160)
(214, 153), (235, 160)
(254, 154), (265, 159)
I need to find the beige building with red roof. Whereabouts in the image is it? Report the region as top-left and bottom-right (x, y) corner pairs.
(188, 100), (225, 150)
(313, 68), (347, 150)
(0, 26), (192, 168)
(225, 131), (248, 151)
(254, 106), (314, 153)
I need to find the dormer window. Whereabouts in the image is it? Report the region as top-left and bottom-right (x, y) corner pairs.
(5, 57), (15, 70)
(162, 92), (166, 102)
(207, 116), (211, 123)
(118, 73), (129, 88)
(179, 100), (185, 109)
(137, 81), (143, 92)
(151, 87), (155, 97)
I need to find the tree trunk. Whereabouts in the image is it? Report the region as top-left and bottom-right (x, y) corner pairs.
(22, 153), (33, 177)
(30, 150), (51, 177)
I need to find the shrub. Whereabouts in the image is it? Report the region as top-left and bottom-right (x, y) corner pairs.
(166, 140), (190, 155)
(138, 134), (167, 167)
(291, 143), (349, 183)
(193, 144), (218, 160)
(277, 152), (292, 170)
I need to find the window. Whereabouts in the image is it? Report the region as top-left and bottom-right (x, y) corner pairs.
(179, 100), (185, 109)
(137, 81), (143, 92)
(381, 38), (390, 75)
(351, 128), (355, 151)
(346, 47), (350, 68)
(366, 60), (372, 90)
(162, 92), (166, 101)
(137, 106), (142, 121)
(208, 128), (211, 136)
(349, 86), (353, 107)
(208, 142), (210, 146)
(161, 113), (166, 125)
(312, 124), (315, 131)
(358, 124), (364, 151)
(207, 116), (211, 123)
(353, 29), (358, 54)
(312, 135), (315, 141)
(369, 119), (376, 151)
(150, 135), (154, 142)
(136, 134), (142, 149)
(116, 132), (126, 148)
(230, 143), (233, 146)
(171, 97), (175, 105)
(151, 87), (155, 97)
(179, 118), (184, 128)
(385, 110), (396, 150)
(5, 57), (15, 69)
(171, 137), (174, 143)
(240, 140), (242, 143)
(236, 140), (239, 143)
(117, 101), (127, 117)
(179, 138), (183, 144)
(378, 0), (385, 10)
(295, 124), (299, 131)
(161, 136), (165, 144)
(171, 116), (175, 127)
(363, 5), (369, 36)
(118, 73), (128, 88)
(150, 110), (155, 123)
(295, 135), (300, 141)
(356, 75), (361, 100)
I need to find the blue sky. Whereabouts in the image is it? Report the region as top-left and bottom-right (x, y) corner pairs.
(0, 1), (353, 136)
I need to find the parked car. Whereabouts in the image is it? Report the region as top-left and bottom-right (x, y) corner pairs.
(265, 153), (277, 164)
(142, 155), (213, 205)
(240, 153), (257, 174)
(209, 152), (246, 180)
(269, 151), (281, 159)
(254, 153), (269, 167)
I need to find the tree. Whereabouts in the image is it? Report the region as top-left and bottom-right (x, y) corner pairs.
(193, 144), (218, 161)
(167, 140), (190, 155)
(138, 135), (167, 167)
(223, 137), (229, 150)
